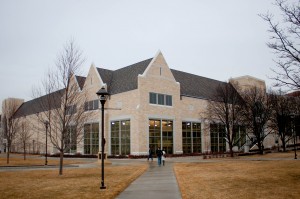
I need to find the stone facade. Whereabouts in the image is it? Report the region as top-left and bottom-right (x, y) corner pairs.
(1, 52), (279, 156)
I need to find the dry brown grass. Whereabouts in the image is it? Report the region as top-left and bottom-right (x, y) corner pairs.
(239, 151), (297, 159)
(0, 164), (148, 199)
(0, 158), (87, 166)
(174, 159), (300, 199)
(0, 155), (88, 166)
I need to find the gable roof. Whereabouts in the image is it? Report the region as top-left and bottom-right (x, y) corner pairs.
(96, 57), (232, 100)
(97, 58), (153, 94)
(13, 89), (64, 118)
(14, 56), (237, 117)
(171, 69), (229, 100)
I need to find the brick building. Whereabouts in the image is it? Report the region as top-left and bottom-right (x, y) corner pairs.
(1, 52), (275, 156)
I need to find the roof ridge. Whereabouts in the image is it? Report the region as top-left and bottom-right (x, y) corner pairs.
(96, 67), (113, 72)
(13, 89), (65, 118)
(75, 75), (86, 78)
(96, 57), (153, 72)
(25, 88), (65, 103)
(114, 57), (153, 72)
(170, 68), (227, 83)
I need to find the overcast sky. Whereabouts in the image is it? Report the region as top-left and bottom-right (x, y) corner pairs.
(0, 0), (283, 108)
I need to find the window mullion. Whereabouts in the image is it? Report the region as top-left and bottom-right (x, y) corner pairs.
(90, 125), (93, 155)
(119, 120), (122, 155)
(160, 119), (163, 148)
(191, 123), (193, 153)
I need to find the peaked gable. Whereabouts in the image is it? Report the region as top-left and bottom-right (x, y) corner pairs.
(142, 51), (177, 83)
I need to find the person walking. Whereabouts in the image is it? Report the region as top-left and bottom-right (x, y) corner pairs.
(162, 149), (166, 166)
(156, 147), (162, 166)
(148, 147), (153, 161)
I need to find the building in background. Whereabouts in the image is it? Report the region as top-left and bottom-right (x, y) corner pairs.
(1, 52), (276, 156)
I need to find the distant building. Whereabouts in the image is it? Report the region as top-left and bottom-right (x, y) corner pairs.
(1, 52), (277, 155)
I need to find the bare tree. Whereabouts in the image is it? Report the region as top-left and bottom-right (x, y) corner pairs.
(269, 90), (295, 151)
(261, 0), (300, 90)
(2, 99), (22, 164)
(206, 83), (245, 157)
(33, 39), (89, 175)
(241, 87), (274, 154)
(17, 119), (32, 160)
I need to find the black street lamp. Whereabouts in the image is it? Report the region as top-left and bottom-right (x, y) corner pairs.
(44, 121), (49, 165)
(290, 114), (297, 159)
(96, 86), (109, 189)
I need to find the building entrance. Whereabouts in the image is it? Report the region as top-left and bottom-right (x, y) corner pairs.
(149, 119), (173, 154)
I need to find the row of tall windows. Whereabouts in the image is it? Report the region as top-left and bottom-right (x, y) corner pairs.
(233, 126), (246, 148)
(210, 124), (226, 152)
(81, 120), (245, 155)
(111, 120), (130, 155)
(149, 119), (173, 154)
(182, 122), (201, 154)
(64, 126), (77, 153)
(149, 92), (172, 106)
(84, 123), (99, 154)
(210, 124), (247, 153)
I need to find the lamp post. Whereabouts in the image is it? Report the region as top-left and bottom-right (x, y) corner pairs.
(290, 114), (297, 159)
(96, 86), (109, 189)
(44, 121), (49, 165)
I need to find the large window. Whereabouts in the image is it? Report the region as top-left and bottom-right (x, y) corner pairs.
(84, 100), (99, 111)
(149, 119), (173, 154)
(149, 92), (172, 106)
(233, 126), (246, 148)
(111, 120), (130, 155)
(210, 124), (226, 152)
(182, 122), (201, 154)
(84, 123), (99, 154)
(64, 126), (77, 153)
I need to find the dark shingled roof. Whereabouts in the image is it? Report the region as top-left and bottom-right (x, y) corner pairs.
(14, 57), (234, 117)
(75, 76), (86, 90)
(14, 76), (85, 118)
(97, 58), (153, 95)
(13, 89), (64, 118)
(96, 68), (113, 90)
(96, 57), (231, 100)
(171, 69), (229, 100)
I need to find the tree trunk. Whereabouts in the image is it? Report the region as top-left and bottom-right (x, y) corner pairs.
(282, 139), (286, 152)
(6, 148), (10, 164)
(6, 143), (10, 164)
(229, 148), (234, 157)
(257, 139), (263, 155)
(59, 150), (64, 175)
(23, 142), (26, 160)
(229, 142), (234, 157)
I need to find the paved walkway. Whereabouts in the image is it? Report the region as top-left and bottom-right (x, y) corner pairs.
(116, 160), (182, 199)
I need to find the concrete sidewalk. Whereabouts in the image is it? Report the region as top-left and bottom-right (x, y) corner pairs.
(116, 161), (182, 199)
